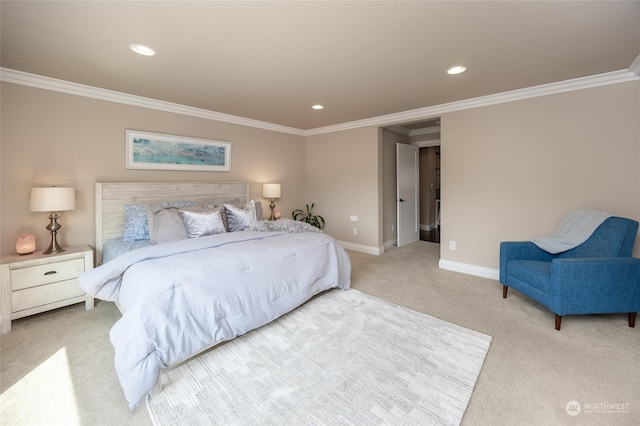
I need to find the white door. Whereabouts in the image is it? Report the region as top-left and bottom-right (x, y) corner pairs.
(396, 144), (419, 247)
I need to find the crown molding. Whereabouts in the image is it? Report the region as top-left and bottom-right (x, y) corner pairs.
(412, 139), (441, 148)
(2, 66), (637, 138)
(0, 68), (306, 136)
(411, 126), (440, 136)
(385, 126), (411, 136)
(385, 125), (440, 136)
(305, 69), (639, 136)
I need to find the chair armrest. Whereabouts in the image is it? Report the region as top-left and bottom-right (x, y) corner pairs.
(499, 241), (554, 283)
(549, 257), (640, 314)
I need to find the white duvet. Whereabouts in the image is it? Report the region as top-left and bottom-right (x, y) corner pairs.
(79, 231), (351, 409)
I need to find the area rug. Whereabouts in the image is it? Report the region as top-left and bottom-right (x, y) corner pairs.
(146, 289), (492, 425)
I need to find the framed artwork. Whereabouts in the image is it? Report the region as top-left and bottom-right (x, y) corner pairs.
(125, 130), (231, 172)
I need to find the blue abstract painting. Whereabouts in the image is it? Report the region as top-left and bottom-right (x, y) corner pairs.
(126, 131), (231, 171)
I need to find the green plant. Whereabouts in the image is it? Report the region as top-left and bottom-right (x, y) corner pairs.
(292, 203), (325, 229)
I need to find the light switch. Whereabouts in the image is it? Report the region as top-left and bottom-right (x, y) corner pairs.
(350, 215), (358, 222)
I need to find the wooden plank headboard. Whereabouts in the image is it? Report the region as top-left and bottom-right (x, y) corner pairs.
(95, 181), (249, 264)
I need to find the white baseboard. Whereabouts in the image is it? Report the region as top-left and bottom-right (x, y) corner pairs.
(439, 259), (499, 280)
(383, 239), (397, 251)
(337, 240), (501, 279)
(338, 240), (384, 255)
(420, 223), (436, 231)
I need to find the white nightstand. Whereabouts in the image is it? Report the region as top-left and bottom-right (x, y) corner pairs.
(0, 245), (94, 334)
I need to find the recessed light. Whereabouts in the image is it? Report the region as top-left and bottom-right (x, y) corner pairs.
(447, 66), (466, 75)
(129, 44), (156, 56)
(312, 105), (324, 110)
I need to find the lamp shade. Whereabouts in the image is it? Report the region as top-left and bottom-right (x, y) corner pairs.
(262, 183), (281, 199)
(30, 187), (76, 212)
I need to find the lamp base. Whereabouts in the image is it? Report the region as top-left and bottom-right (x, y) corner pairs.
(269, 199), (277, 221)
(43, 212), (65, 254)
(42, 237), (65, 255)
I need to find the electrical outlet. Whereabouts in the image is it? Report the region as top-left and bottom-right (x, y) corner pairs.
(391, 224), (395, 231)
(353, 227), (358, 235)
(449, 241), (456, 250)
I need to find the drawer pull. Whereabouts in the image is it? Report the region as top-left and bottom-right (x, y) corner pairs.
(44, 271), (57, 276)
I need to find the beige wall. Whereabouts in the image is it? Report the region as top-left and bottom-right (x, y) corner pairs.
(3, 79), (639, 271)
(306, 81), (639, 270)
(305, 126), (380, 249)
(440, 80), (640, 268)
(0, 83), (306, 255)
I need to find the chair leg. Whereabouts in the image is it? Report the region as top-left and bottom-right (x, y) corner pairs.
(555, 315), (562, 330)
(630, 313), (636, 328)
(502, 286), (508, 298)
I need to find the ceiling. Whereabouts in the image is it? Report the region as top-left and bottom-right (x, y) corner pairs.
(2, 1), (639, 131)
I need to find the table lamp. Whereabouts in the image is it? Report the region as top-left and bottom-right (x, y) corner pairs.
(30, 187), (76, 254)
(262, 183), (281, 221)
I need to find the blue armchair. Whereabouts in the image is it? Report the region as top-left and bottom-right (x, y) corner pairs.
(500, 217), (640, 330)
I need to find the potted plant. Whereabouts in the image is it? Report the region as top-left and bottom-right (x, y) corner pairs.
(292, 203), (325, 230)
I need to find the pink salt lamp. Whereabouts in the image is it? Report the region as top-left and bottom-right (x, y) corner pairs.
(16, 233), (36, 255)
(273, 209), (281, 220)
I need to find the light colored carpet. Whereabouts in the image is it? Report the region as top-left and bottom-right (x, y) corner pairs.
(146, 289), (492, 425)
(2, 240), (639, 425)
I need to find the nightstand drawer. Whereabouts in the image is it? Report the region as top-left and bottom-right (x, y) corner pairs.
(12, 278), (84, 313)
(11, 258), (85, 291)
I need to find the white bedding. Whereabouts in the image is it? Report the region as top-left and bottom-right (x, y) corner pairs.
(79, 231), (351, 409)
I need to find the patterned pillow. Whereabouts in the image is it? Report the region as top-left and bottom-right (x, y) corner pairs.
(123, 201), (198, 241)
(246, 219), (322, 233)
(223, 201), (257, 232)
(254, 201), (264, 221)
(203, 197), (241, 231)
(180, 208), (227, 238)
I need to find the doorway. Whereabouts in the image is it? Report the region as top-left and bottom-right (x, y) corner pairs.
(382, 118), (441, 249)
(420, 147), (440, 243)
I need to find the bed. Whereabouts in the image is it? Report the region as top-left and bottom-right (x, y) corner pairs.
(79, 182), (351, 409)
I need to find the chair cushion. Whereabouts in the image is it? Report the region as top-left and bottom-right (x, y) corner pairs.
(507, 260), (552, 293)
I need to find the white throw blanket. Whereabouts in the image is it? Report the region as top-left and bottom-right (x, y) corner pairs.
(531, 209), (612, 254)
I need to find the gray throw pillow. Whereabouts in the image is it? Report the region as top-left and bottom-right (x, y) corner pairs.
(223, 201), (257, 232)
(147, 207), (189, 244)
(180, 208), (227, 238)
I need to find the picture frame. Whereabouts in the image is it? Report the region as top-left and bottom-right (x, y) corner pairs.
(125, 130), (231, 172)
